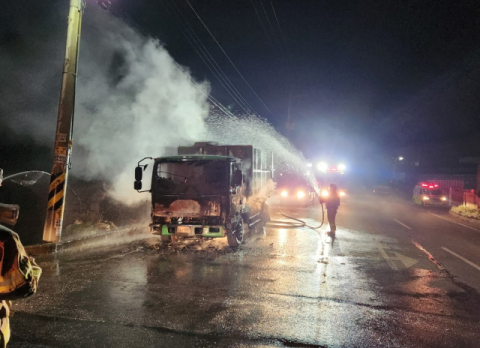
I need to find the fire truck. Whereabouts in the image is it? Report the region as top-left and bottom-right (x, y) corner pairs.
(134, 142), (273, 248)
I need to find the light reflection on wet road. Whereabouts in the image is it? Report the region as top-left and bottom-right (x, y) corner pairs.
(9, 194), (480, 347)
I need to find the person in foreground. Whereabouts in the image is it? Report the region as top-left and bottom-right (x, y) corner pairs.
(0, 169), (42, 347)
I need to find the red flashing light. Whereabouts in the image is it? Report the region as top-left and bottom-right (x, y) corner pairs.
(330, 167), (337, 171)
(420, 182), (439, 188)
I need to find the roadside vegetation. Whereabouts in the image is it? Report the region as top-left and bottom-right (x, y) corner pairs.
(450, 205), (480, 220)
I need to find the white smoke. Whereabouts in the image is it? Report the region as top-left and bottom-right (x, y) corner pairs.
(71, 7), (310, 206)
(73, 8), (210, 204)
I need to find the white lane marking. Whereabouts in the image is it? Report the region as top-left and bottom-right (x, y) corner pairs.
(393, 252), (418, 268)
(429, 212), (480, 233)
(442, 247), (480, 271)
(394, 219), (412, 230)
(376, 243), (398, 270)
(376, 243), (418, 270)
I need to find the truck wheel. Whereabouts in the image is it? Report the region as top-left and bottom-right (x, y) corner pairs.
(227, 219), (244, 248)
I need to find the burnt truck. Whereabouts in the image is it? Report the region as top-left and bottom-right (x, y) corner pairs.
(134, 142), (274, 248)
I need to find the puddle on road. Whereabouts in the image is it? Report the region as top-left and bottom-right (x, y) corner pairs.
(136, 229), (272, 259)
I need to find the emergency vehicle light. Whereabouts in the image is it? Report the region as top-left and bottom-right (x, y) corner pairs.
(420, 182), (439, 188)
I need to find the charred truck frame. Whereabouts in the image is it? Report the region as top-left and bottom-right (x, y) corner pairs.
(134, 142), (273, 248)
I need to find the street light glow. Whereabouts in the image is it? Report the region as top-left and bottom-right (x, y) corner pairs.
(398, 156), (404, 161)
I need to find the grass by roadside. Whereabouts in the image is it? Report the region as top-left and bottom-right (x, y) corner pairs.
(450, 205), (480, 220)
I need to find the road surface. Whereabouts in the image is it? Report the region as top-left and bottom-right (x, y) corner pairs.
(9, 193), (480, 347)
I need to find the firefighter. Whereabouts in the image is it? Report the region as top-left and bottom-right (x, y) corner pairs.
(0, 168), (42, 347)
(319, 183), (340, 237)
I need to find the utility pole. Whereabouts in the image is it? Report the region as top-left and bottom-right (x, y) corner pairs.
(43, 0), (84, 242)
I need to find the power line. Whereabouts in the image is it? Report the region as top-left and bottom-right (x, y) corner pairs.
(163, 0), (258, 115)
(250, 0), (274, 47)
(269, 0), (288, 48)
(107, 2), (254, 117)
(184, 0), (275, 118)
(259, 0), (279, 45)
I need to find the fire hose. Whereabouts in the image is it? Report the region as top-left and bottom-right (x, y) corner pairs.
(266, 200), (325, 231)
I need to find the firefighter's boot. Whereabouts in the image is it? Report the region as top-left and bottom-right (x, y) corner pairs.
(329, 224), (336, 237)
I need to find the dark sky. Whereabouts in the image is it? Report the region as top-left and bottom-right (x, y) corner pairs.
(2, 0), (480, 176)
(119, 1), (480, 149)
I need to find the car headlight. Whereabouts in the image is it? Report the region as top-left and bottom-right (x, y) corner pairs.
(423, 196), (429, 200)
(317, 162), (328, 172)
(297, 191), (306, 199)
(441, 197), (447, 201)
(281, 190), (288, 197)
(339, 191), (346, 197)
(321, 190), (329, 197)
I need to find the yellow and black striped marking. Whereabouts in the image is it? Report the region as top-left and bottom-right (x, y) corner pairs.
(47, 172), (66, 212)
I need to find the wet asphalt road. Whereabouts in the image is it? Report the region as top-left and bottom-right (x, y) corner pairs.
(9, 193), (480, 347)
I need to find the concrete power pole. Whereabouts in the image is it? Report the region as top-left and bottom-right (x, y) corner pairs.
(43, 0), (84, 242)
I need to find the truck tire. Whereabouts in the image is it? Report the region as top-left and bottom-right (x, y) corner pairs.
(161, 235), (171, 243)
(227, 218), (244, 248)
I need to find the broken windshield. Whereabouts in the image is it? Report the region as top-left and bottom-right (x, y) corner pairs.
(155, 160), (228, 195)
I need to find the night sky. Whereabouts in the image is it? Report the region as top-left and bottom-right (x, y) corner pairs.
(1, 0), (480, 178)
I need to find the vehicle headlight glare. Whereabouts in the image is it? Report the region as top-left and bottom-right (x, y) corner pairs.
(441, 197), (447, 201)
(423, 196), (429, 200)
(317, 162), (328, 172)
(281, 190), (288, 197)
(321, 190), (329, 197)
(297, 191), (306, 199)
(340, 191), (346, 196)
(338, 164), (346, 171)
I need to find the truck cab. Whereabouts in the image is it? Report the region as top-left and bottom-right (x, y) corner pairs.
(134, 143), (273, 248)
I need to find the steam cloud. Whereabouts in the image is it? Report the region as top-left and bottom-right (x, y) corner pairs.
(74, 8), (312, 204)
(73, 9), (210, 204)
(1, 3), (312, 207)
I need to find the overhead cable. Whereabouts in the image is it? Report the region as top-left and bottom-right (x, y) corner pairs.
(269, 0), (288, 48)
(259, 0), (279, 45)
(250, 0), (274, 47)
(105, 3), (237, 119)
(164, 0), (258, 115)
(184, 0), (275, 118)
